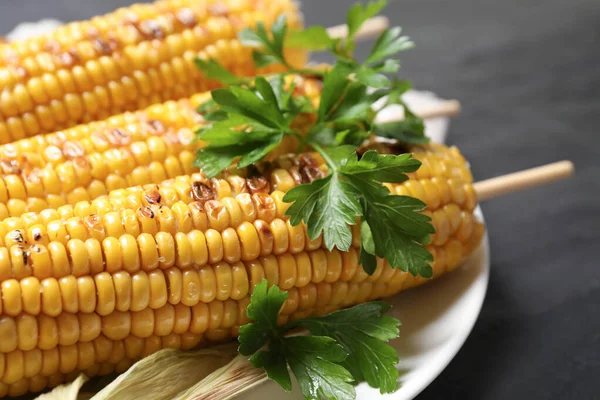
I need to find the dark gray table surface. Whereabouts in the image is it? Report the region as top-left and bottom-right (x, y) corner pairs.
(1, 0), (599, 399)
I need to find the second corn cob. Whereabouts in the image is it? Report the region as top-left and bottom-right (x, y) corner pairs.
(0, 0), (307, 140)
(0, 77), (323, 216)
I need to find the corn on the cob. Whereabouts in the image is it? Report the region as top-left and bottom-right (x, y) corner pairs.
(0, 144), (476, 280)
(0, 143), (485, 395)
(0, 0), (307, 140)
(0, 78), (322, 216)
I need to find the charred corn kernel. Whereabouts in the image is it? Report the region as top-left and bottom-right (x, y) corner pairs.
(0, 0), (305, 138)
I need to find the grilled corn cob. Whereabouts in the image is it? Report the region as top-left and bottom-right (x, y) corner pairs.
(0, 0), (307, 140)
(0, 144), (485, 396)
(0, 77), (322, 216)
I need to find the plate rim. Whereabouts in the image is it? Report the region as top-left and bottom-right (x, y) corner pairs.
(399, 231), (490, 400)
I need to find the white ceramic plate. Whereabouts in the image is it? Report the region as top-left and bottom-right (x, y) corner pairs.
(239, 216), (490, 400)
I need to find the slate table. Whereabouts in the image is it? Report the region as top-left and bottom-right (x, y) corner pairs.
(1, 0), (598, 398)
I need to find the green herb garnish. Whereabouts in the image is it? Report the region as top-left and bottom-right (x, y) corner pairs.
(193, 2), (435, 399)
(195, 0), (433, 278)
(239, 280), (401, 398)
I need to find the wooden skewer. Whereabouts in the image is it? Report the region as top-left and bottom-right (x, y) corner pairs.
(378, 111), (574, 198)
(327, 15), (390, 40)
(474, 160), (574, 201)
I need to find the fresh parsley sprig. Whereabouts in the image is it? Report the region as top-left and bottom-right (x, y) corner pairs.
(194, 0), (434, 277)
(238, 280), (401, 399)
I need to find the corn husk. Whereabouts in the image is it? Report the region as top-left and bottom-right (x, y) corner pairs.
(35, 374), (89, 400)
(176, 354), (268, 400)
(33, 345), (239, 400)
(90, 344), (239, 400)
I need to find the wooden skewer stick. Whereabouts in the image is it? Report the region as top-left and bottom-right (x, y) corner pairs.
(474, 160), (574, 201)
(327, 16), (390, 40)
(378, 112), (574, 198)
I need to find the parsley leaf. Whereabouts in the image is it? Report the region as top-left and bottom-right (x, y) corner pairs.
(285, 149), (434, 277)
(287, 26), (335, 50)
(250, 345), (292, 391)
(289, 301), (401, 394)
(365, 27), (413, 65)
(285, 336), (355, 399)
(195, 130), (283, 178)
(317, 64), (353, 122)
(346, 0), (387, 40)
(239, 281), (355, 398)
(340, 151), (434, 275)
(283, 172), (362, 252)
(211, 81), (288, 130)
(195, 76), (316, 177)
(238, 280), (288, 356)
(239, 280), (402, 399)
(359, 220), (378, 275)
(373, 118), (428, 144)
(339, 151), (421, 183)
(239, 15), (288, 68)
(194, 59), (249, 85)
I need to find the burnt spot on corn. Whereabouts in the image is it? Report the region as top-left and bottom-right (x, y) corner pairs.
(23, 167), (42, 184)
(1, 159), (22, 175)
(86, 27), (100, 39)
(227, 176), (248, 196)
(163, 130), (182, 145)
(144, 190), (162, 205)
(54, 50), (80, 68)
(298, 154), (319, 168)
(191, 181), (215, 202)
(301, 166), (324, 183)
(252, 193), (275, 213)
(31, 244), (43, 254)
(43, 40), (61, 54)
(289, 166), (303, 185)
(91, 131), (109, 146)
(9, 230), (25, 244)
(247, 175), (270, 194)
(140, 206), (155, 219)
(106, 128), (131, 146)
(73, 157), (89, 169)
(255, 220), (274, 240)
(146, 119), (166, 135)
(188, 201), (205, 213)
(139, 20), (165, 40)
(209, 2), (229, 16)
(84, 214), (104, 231)
(176, 8), (198, 27)
(62, 141), (85, 159)
(32, 228), (42, 241)
(204, 200), (225, 219)
(21, 247), (28, 266)
(93, 38), (119, 55)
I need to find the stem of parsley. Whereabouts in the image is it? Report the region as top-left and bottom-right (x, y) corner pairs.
(310, 142), (337, 171)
